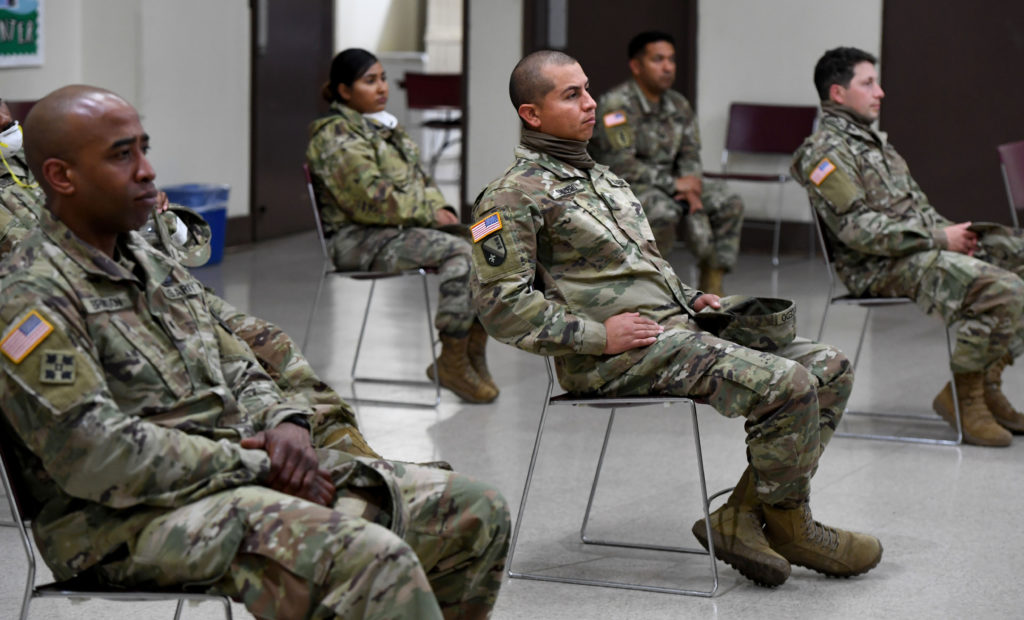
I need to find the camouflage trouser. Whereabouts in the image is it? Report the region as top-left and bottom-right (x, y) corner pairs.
(370, 227), (476, 337)
(598, 329), (852, 507)
(635, 180), (744, 269)
(866, 239), (1024, 373)
(98, 458), (510, 620)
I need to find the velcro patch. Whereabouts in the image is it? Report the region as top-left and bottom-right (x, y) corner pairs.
(1, 310), (53, 364)
(40, 349), (76, 384)
(162, 281), (204, 299)
(471, 213), (502, 242)
(83, 294), (132, 314)
(481, 233), (507, 266)
(550, 180), (584, 200)
(603, 110), (627, 127)
(809, 158), (836, 186)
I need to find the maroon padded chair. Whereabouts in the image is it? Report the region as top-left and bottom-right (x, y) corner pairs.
(4, 99), (37, 123)
(703, 103), (819, 266)
(997, 139), (1024, 228)
(400, 73), (462, 178)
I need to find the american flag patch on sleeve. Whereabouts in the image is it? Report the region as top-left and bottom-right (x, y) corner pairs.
(471, 213), (502, 242)
(809, 158), (837, 186)
(603, 111), (627, 127)
(1, 310), (54, 364)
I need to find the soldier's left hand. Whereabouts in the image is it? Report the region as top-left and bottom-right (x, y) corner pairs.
(693, 294), (721, 311)
(241, 422), (335, 504)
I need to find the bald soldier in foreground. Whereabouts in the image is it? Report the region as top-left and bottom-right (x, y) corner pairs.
(470, 51), (883, 587)
(0, 85), (509, 620)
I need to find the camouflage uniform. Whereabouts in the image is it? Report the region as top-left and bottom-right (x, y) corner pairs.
(792, 103), (1024, 373)
(471, 144), (852, 506)
(0, 211), (509, 619)
(306, 102), (475, 337)
(590, 80), (744, 264)
(0, 149), (43, 255)
(0, 159), (383, 461)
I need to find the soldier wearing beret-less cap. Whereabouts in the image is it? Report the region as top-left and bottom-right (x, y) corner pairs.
(0, 84), (509, 620)
(471, 50), (882, 588)
(792, 46), (1024, 447)
(590, 31), (744, 296)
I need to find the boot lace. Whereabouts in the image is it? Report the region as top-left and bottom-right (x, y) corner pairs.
(802, 508), (839, 551)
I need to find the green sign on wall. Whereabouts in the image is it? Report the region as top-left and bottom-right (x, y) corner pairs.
(0, 0), (43, 68)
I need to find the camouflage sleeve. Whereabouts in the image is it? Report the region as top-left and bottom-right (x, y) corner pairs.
(307, 121), (437, 228)
(0, 283), (271, 510)
(470, 187), (607, 356)
(0, 208), (30, 257)
(591, 98), (676, 195)
(793, 142), (944, 256)
(671, 98), (703, 179)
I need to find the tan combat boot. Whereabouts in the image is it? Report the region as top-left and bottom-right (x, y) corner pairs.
(468, 321), (500, 397)
(691, 467), (791, 587)
(762, 502), (883, 578)
(983, 354), (1024, 433)
(698, 265), (725, 297)
(426, 334), (498, 403)
(932, 372), (1012, 446)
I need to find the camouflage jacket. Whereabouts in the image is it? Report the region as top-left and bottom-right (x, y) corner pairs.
(306, 103), (447, 270)
(0, 150), (44, 256)
(471, 144), (700, 393)
(589, 79), (702, 195)
(0, 210), (318, 579)
(791, 103), (952, 295)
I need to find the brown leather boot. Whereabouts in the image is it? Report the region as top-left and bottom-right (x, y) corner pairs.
(933, 372), (1012, 446)
(698, 265), (725, 297)
(983, 354), (1024, 433)
(426, 334), (498, 403)
(691, 467), (791, 587)
(468, 321), (499, 397)
(762, 502), (882, 578)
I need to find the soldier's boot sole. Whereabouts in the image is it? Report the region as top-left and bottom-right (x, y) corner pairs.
(933, 383), (1012, 447)
(691, 511), (790, 588)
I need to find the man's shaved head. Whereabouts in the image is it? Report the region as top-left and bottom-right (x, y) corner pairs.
(23, 85), (131, 195)
(509, 50), (579, 109)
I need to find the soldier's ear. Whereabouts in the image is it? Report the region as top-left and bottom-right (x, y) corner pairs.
(518, 103), (542, 129)
(41, 158), (74, 196)
(828, 82), (846, 105)
(628, 57), (642, 77)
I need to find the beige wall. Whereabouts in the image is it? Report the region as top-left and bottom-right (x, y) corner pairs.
(335, 0), (423, 52)
(0, 0), (251, 217)
(697, 0), (883, 222)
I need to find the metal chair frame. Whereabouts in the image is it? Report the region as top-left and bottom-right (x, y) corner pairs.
(301, 164), (440, 408)
(811, 208), (963, 445)
(400, 72), (462, 179)
(506, 358), (719, 597)
(704, 102), (819, 266)
(997, 139), (1024, 229)
(0, 429), (233, 620)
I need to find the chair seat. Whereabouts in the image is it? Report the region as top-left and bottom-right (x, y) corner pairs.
(338, 268), (437, 281)
(703, 171), (788, 183)
(422, 119), (461, 130)
(832, 294), (914, 307)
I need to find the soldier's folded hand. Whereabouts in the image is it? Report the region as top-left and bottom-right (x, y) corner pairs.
(241, 422), (336, 505)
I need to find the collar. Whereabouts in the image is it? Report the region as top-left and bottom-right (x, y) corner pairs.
(513, 143), (612, 181)
(820, 101), (888, 147)
(628, 79), (678, 116)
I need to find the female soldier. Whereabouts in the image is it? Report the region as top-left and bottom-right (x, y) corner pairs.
(306, 48), (497, 403)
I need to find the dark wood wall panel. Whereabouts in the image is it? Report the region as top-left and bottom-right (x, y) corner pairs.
(881, 3), (1024, 224)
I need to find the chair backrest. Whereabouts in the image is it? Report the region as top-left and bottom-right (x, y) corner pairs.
(5, 99), (37, 123)
(302, 163), (332, 263)
(808, 202), (841, 293)
(721, 103), (819, 164)
(402, 73), (461, 110)
(997, 140), (1024, 215)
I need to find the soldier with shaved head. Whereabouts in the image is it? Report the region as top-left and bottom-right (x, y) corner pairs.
(471, 51), (882, 588)
(0, 85), (509, 620)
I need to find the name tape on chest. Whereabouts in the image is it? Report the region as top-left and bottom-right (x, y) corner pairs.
(162, 281), (204, 299)
(603, 110), (627, 127)
(810, 158), (837, 186)
(550, 180), (584, 200)
(83, 293), (132, 314)
(1, 310), (54, 364)
(471, 213), (503, 242)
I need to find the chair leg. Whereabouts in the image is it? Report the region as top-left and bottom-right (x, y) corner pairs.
(419, 270), (441, 406)
(580, 409), (617, 544)
(771, 186), (784, 267)
(174, 599), (185, 620)
(301, 270), (329, 352)
(350, 280), (377, 381)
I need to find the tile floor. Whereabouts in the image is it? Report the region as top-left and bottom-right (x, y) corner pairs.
(2, 232), (1023, 619)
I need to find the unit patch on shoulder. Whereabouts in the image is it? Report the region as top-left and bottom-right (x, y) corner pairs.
(40, 350), (76, 384)
(471, 213), (502, 242)
(481, 233), (507, 266)
(809, 158), (837, 186)
(603, 110), (627, 127)
(1, 310), (54, 364)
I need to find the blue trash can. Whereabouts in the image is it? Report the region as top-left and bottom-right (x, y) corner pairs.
(161, 183), (230, 265)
